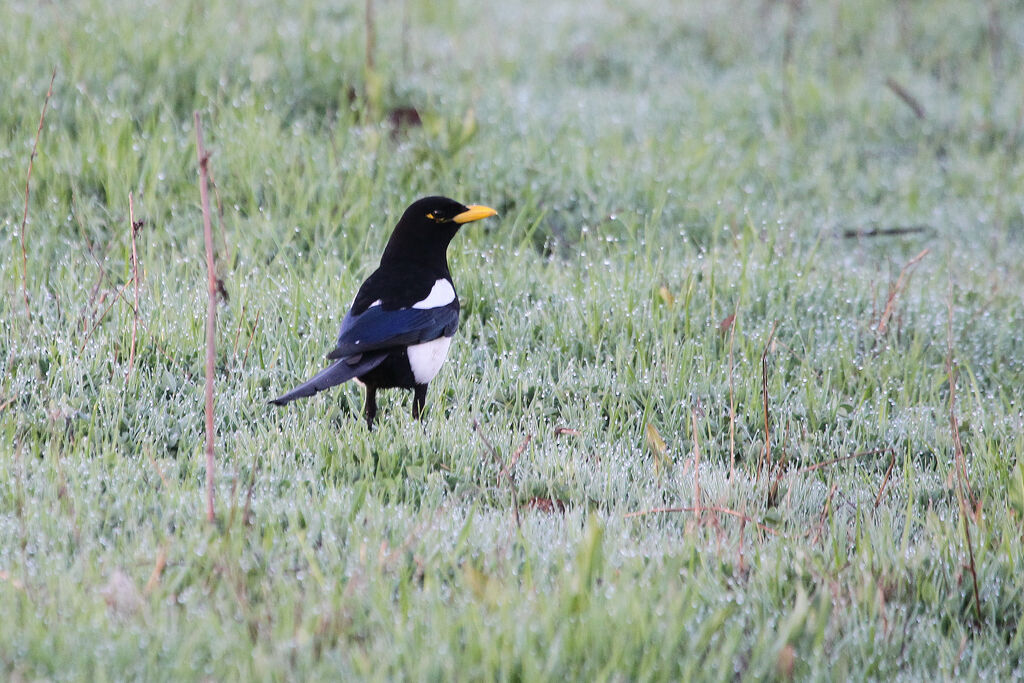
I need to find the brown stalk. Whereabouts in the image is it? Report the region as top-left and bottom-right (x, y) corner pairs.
(841, 225), (931, 240)
(205, 164), (230, 262)
(73, 207), (188, 378)
(195, 111), (217, 524)
(113, 284), (192, 380)
(143, 546), (168, 595)
(472, 419), (522, 531)
(499, 434), (533, 480)
(877, 248), (929, 335)
(690, 408), (702, 523)
(885, 77), (926, 120)
(18, 67), (57, 319)
(241, 309), (262, 369)
(242, 460), (260, 527)
(946, 280), (982, 625)
(146, 447), (168, 489)
(365, 0), (376, 73)
(728, 303), (738, 482)
(625, 505), (781, 536)
(736, 503), (747, 574)
(985, 0), (1003, 75)
(780, 0), (800, 129)
(127, 192), (141, 379)
(759, 321), (779, 478)
(874, 452), (898, 508)
(79, 278), (135, 352)
(231, 303), (248, 357)
(792, 447), (892, 476)
(809, 483), (838, 546)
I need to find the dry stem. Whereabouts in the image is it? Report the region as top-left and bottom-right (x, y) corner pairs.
(874, 452), (898, 508)
(690, 407), (703, 523)
(241, 309), (262, 368)
(759, 321), (779, 478)
(728, 302), (738, 482)
(885, 77), (926, 120)
(946, 279), (982, 625)
(792, 447), (893, 476)
(127, 192), (141, 379)
(625, 505), (781, 536)
(472, 419), (522, 531)
(877, 248), (929, 335)
(195, 111), (217, 524)
(18, 67), (57, 319)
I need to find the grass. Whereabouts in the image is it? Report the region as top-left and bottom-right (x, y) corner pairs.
(2, 0), (1024, 678)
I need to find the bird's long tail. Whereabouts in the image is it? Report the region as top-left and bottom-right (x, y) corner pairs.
(269, 353), (387, 405)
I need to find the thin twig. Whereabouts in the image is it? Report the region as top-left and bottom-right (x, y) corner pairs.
(877, 248), (930, 335)
(18, 67), (57, 319)
(195, 111), (217, 524)
(127, 192), (141, 379)
(73, 205), (187, 378)
(472, 419), (521, 530)
(736, 502), (747, 574)
(365, 0), (376, 73)
(110, 284), (192, 380)
(759, 321), (779, 478)
(874, 452), (898, 508)
(625, 505), (781, 536)
(690, 407), (702, 523)
(841, 225), (931, 239)
(500, 434), (533, 480)
(241, 309), (261, 369)
(242, 460), (260, 527)
(205, 164), (230, 262)
(728, 302), (738, 483)
(791, 447), (892, 476)
(146, 448), (168, 489)
(231, 302), (248, 357)
(946, 288), (975, 510)
(79, 278), (135, 352)
(779, 0), (799, 129)
(946, 278), (982, 625)
(809, 483), (838, 546)
(143, 546), (168, 595)
(885, 77), (926, 120)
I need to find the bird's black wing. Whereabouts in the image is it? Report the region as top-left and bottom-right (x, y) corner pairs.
(326, 303), (459, 360)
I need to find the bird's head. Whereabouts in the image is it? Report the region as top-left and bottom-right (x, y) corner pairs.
(382, 196), (497, 265)
(405, 196), (497, 228)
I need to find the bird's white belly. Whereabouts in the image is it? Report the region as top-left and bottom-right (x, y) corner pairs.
(407, 336), (453, 384)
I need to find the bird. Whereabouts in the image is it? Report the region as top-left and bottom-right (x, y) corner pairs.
(270, 196), (497, 428)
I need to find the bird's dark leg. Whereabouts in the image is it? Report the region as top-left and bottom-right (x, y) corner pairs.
(363, 384), (378, 430)
(412, 384), (428, 420)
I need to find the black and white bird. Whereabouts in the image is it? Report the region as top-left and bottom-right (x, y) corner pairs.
(270, 196), (497, 428)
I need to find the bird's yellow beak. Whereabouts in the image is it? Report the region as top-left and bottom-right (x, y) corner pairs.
(453, 204), (498, 224)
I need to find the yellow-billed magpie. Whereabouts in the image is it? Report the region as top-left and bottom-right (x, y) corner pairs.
(270, 196), (497, 428)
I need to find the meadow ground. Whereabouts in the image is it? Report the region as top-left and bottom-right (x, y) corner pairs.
(2, 0), (1024, 679)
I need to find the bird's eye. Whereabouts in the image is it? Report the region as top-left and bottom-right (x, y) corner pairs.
(425, 212), (436, 220)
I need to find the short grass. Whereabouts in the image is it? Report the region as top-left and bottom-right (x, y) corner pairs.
(3, 0), (1024, 679)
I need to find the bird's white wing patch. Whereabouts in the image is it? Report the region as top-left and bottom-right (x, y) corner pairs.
(412, 279), (456, 309)
(407, 336), (453, 384)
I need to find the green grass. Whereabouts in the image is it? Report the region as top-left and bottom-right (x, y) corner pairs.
(3, 0), (1024, 678)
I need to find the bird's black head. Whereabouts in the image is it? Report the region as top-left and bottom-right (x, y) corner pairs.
(381, 196), (497, 267)
(403, 196), (497, 228)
